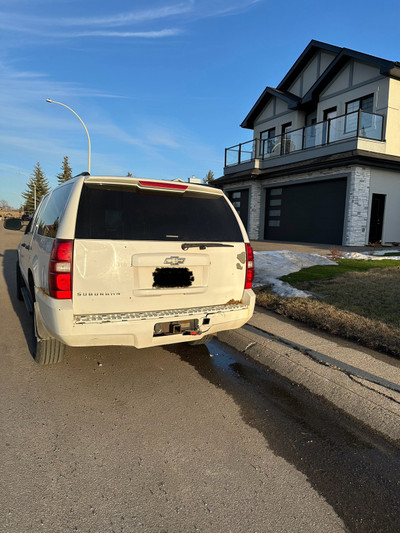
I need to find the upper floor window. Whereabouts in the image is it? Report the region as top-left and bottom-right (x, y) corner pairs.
(281, 122), (292, 154)
(260, 127), (277, 155)
(345, 94), (374, 133)
(346, 94), (374, 115)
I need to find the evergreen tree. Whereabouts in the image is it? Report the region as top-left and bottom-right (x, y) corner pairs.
(57, 156), (73, 184)
(22, 163), (50, 212)
(203, 170), (215, 184)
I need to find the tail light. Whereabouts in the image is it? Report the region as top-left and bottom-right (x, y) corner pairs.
(49, 239), (74, 299)
(245, 243), (254, 289)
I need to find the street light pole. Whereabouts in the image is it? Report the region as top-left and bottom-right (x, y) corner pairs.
(46, 99), (91, 174)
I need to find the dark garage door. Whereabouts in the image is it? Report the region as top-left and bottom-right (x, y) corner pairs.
(264, 178), (347, 244)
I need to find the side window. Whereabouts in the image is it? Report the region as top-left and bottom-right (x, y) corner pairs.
(24, 196), (48, 235)
(37, 183), (73, 238)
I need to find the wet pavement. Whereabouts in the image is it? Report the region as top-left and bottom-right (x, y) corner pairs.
(174, 339), (400, 533)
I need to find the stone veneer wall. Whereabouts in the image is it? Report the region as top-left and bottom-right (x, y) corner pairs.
(343, 167), (371, 246)
(222, 180), (262, 240)
(223, 165), (372, 245)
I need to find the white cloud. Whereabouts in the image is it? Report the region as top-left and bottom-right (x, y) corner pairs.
(0, 0), (263, 39)
(60, 2), (195, 27)
(68, 29), (183, 39)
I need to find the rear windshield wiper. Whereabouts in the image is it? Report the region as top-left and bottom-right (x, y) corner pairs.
(181, 242), (234, 251)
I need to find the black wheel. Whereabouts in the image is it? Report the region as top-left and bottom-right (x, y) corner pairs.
(32, 299), (65, 365)
(188, 334), (214, 346)
(16, 262), (24, 301)
(34, 337), (66, 365)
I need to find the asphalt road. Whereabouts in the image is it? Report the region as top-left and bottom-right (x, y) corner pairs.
(1, 224), (399, 533)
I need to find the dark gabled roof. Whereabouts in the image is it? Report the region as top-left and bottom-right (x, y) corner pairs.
(241, 40), (400, 129)
(276, 40), (341, 92)
(240, 87), (301, 129)
(302, 47), (400, 107)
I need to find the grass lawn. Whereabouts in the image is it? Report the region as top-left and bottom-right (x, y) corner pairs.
(280, 258), (400, 284)
(255, 259), (400, 357)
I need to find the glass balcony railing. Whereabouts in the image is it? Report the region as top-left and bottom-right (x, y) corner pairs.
(225, 110), (384, 167)
(225, 139), (257, 166)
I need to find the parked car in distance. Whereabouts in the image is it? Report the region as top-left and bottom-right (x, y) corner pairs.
(21, 213), (32, 221)
(4, 174), (255, 365)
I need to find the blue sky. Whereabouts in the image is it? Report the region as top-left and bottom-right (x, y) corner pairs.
(1, 0), (399, 208)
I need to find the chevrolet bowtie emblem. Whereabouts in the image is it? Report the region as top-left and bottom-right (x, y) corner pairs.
(164, 256), (185, 265)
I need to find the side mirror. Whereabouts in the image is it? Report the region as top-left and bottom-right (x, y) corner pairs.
(3, 218), (22, 231)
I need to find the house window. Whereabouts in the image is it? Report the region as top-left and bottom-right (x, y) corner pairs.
(304, 115), (318, 148)
(346, 94), (374, 114)
(281, 122), (292, 154)
(345, 94), (374, 133)
(322, 107), (337, 143)
(260, 127), (276, 156)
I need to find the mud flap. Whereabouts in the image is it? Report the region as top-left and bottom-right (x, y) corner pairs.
(34, 302), (52, 340)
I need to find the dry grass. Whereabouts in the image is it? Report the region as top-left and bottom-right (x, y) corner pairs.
(294, 267), (400, 328)
(255, 269), (400, 358)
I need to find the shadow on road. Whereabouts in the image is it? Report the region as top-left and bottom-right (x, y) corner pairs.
(3, 248), (36, 358)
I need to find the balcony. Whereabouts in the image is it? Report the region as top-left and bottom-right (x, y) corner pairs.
(225, 110), (384, 169)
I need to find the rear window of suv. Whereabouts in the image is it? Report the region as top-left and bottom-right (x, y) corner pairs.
(75, 184), (243, 242)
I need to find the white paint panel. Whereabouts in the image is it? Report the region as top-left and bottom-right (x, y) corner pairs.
(302, 54), (319, 95)
(352, 62), (381, 85)
(256, 98), (275, 124)
(320, 51), (337, 74)
(275, 98), (289, 114)
(322, 64), (351, 97)
(289, 77), (302, 96)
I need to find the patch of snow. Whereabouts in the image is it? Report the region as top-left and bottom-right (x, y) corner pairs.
(341, 252), (400, 260)
(370, 249), (400, 256)
(253, 251), (337, 298)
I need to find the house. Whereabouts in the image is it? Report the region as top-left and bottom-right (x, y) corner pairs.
(214, 40), (400, 246)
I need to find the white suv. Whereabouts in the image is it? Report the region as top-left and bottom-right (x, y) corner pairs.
(7, 175), (255, 364)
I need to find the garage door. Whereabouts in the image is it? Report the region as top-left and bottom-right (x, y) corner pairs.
(264, 178), (347, 244)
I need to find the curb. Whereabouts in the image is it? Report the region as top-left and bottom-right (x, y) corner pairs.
(217, 325), (400, 444)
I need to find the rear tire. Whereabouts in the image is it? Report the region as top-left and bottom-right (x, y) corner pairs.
(189, 334), (214, 346)
(16, 262), (24, 301)
(34, 337), (66, 365)
(32, 296), (65, 365)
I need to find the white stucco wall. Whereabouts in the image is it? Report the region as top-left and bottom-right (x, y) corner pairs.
(370, 168), (400, 244)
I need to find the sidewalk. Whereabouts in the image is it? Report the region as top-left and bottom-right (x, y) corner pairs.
(218, 307), (400, 443)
